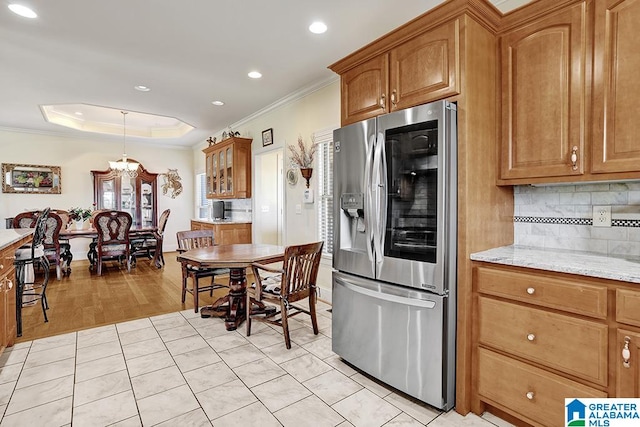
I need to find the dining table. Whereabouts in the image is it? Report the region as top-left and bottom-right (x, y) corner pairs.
(59, 225), (161, 274)
(176, 243), (285, 331)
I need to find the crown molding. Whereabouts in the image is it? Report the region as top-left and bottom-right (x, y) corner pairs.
(194, 74), (339, 151)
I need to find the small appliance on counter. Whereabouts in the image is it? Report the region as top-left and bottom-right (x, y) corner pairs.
(211, 200), (225, 220)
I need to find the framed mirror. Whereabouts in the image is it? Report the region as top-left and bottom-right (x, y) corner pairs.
(2, 163), (61, 194)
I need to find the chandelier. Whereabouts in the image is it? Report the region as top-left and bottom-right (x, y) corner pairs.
(109, 111), (139, 178)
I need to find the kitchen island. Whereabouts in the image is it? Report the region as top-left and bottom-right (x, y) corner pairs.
(0, 228), (33, 355)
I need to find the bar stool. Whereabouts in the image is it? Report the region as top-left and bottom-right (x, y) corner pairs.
(14, 208), (51, 336)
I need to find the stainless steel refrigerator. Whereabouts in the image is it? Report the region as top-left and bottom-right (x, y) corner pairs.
(332, 100), (457, 410)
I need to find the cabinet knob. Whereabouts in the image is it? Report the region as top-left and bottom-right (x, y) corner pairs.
(527, 333), (536, 341)
(571, 146), (579, 170)
(623, 336), (631, 368)
(380, 93), (386, 110)
(391, 90), (397, 106)
(526, 287), (535, 295)
(6, 280), (12, 290)
(526, 391), (535, 400)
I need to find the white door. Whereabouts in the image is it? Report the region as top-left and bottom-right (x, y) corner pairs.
(254, 149), (283, 245)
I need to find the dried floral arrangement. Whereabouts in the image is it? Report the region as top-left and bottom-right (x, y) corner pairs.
(288, 135), (317, 168)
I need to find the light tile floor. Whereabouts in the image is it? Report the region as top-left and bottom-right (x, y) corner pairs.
(0, 302), (515, 426)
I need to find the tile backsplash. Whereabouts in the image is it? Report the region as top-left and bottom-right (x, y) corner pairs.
(514, 182), (640, 257)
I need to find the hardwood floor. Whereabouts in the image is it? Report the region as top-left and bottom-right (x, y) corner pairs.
(17, 252), (233, 342)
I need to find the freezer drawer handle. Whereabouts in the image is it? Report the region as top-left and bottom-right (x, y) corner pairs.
(337, 277), (437, 309)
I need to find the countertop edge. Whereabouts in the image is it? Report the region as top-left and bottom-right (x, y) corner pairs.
(191, 219), (252, 225)
(470, 245), (640, 284)
(0, 229), (34, 251)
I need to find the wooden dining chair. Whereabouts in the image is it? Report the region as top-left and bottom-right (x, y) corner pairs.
(131, 208), (170, 267)
(176, 229), (229, 312)
(93, 210), (132, 276)
(247, 241), (324, 349)
(13, 210), (64, 281)
(51, 209), (73, 275)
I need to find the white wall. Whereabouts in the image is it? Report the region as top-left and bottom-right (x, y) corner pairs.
(0, 129), (193, 258)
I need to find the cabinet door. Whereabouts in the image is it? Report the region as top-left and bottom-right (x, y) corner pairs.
(97, 176), (117, 210)
(340, 54), (389, 126)
(206, 152), (213, 198)
(211, 151), (218, 197)
(218, 150), (226, 196)
(4, 277), (15, 348)
(616, 329), (640, 397)
(500, 2), (587, 180)
(120, 175), (136, 224)
(226, 146), (233, 195)
(592, 0), (640, 173)
(389, 19), (459, 112)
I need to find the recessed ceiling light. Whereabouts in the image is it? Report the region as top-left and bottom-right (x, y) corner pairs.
(309, 21), (327, 34)
(248, 71), (262, 79)
(211, 101), (225, 106)
(8, 4), (37, 18)
(134, 85), (151, 92)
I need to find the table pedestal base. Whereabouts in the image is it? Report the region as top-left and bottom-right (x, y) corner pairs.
(200, 267), (247, 330)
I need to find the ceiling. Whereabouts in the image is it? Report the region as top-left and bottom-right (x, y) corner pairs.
(0, 0), (531, 149)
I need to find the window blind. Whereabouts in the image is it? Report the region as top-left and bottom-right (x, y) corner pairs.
(314, 128), (334, 256)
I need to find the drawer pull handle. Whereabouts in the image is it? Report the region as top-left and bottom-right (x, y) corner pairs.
(526, 287), (535, 295)
(391, 90), (397, 106)
(6, 280), (12, 290)
(623, 336), (631, 368)
(527, 334), (535, 341)
(526, 391), (534, 400)
(380, 94), (386, 110)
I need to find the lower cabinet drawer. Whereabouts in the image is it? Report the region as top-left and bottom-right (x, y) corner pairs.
(478, 296), (608, 385)
(478, 348), (607, 427)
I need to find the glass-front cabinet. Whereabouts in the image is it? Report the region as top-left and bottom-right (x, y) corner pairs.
(92, 161), (158, 227)
(203, 136), (252, 199)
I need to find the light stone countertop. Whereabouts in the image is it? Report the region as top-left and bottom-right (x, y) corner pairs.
(0, 228), (34, 251)
(470, 245), (640, 284)
(191, 218), (252, 224)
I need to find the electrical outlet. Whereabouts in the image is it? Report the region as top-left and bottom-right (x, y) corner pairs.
(593, 205), (612, 227)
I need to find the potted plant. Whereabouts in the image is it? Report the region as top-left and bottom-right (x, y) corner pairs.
(69, 207), (93, 230)
(288, 135), (317, 188)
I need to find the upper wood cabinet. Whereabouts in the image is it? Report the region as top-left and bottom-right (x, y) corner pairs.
(334, 19), (460, 126)
(92, 163), (158, 227)
(591, 0), (640, 174)
(499, 1), (588, 181)
(498, 0), (640, 185)
(203, 136), (252, 199)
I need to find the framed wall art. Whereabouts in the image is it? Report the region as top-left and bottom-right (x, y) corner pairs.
(2, 163), (61, 194)
(262, 128), (273, 147)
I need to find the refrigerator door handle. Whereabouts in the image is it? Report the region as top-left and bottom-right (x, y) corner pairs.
(372, 131), (385, 263)
(335, 276), (437, 309)
(364, 133), (375, 263)
(377, 131), (388, 258)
